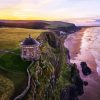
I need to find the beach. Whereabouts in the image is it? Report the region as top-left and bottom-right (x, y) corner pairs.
(64, 27), (100, 100)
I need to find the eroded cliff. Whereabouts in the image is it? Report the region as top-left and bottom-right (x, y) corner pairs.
(24, 31), (84, 100)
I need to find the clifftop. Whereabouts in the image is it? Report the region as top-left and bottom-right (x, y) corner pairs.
(23, 31), (84, 100)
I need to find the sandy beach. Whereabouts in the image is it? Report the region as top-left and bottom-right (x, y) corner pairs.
(64, 27), (100, 100)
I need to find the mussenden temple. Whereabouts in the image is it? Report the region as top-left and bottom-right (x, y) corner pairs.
(21, 35), (41, 61)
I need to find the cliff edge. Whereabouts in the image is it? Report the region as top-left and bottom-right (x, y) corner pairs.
(23, 31), (84, 100)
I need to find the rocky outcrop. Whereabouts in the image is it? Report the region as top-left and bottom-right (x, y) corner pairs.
(60, 64), (85, 100)
(56, 25), (80, 33)
(80, 62), (92, 76)
(60, 85), (78, 100)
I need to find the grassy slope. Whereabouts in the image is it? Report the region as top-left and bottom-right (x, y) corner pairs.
(25, 32), (71, 100)
(0, 20), (75, 30)
(46, 21), (74, 29)
(0, 74), (14, 100)
(0, 68), (27, 100)
(0, 52), (30, 72)
(0, 50), (31, 99)
(0, 28), (47, 49)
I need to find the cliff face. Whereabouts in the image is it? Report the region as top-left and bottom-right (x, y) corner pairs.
(24, 31), (84, 100)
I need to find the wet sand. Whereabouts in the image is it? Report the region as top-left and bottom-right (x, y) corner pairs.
(64, 27), (100, 100)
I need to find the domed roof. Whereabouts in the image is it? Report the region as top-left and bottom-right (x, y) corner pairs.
(22, 35), (39, 45)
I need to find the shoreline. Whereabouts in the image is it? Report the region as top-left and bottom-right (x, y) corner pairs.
(64, 27), (100, 100)
(64, 28), (86, 59)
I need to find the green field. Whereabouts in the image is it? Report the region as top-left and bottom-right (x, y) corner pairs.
(0, 51), (30, 99)
(0, 50), (30, 99)
(0, 28), (46, 49)
(0, 27), (46, 99)
(0, 52), (31, 72)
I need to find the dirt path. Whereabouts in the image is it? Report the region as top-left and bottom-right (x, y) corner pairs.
(14, 62), (33, 100)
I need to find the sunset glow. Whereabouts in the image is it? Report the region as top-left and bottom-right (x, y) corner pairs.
(0, 0), (100, 25)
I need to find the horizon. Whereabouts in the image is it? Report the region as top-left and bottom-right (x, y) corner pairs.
(0, 19), (100, 27)
(0, 0), (100, 26)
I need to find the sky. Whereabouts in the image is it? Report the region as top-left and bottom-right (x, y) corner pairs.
(0, 0), (100, 25)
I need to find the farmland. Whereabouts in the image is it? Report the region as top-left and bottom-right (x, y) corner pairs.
(0, 28), (46, 49)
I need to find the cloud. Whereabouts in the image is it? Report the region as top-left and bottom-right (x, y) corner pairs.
(6, 0), (57, 19)
(18, 0), (55, 8)
(0, 0), (100, 20)
(66, 17), (100, 26)
(0, 0), (21, 9)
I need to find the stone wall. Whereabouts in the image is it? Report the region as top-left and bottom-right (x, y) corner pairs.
(21, 45), (41, 60)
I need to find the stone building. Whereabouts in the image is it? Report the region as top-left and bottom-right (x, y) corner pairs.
(21, 35), (41, 61)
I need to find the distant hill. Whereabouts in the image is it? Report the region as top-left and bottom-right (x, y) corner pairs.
(0, 20), (78, 32)
(0, 20), (47, 29)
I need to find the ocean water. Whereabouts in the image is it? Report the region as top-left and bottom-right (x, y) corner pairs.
(80, 27), (100, 75)
(64, 27), (100, 75)
(64, 27), (100, 100)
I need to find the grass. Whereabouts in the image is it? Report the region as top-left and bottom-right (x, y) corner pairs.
(0, 68), (27, 99)
(0, 49), (31, 96)
(0, 27), (47, 99)
(0, 51), (31, 99)
(0, 74), (14, 100)
(0, 27), (47, 49)
(0, 52), (31, 72)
